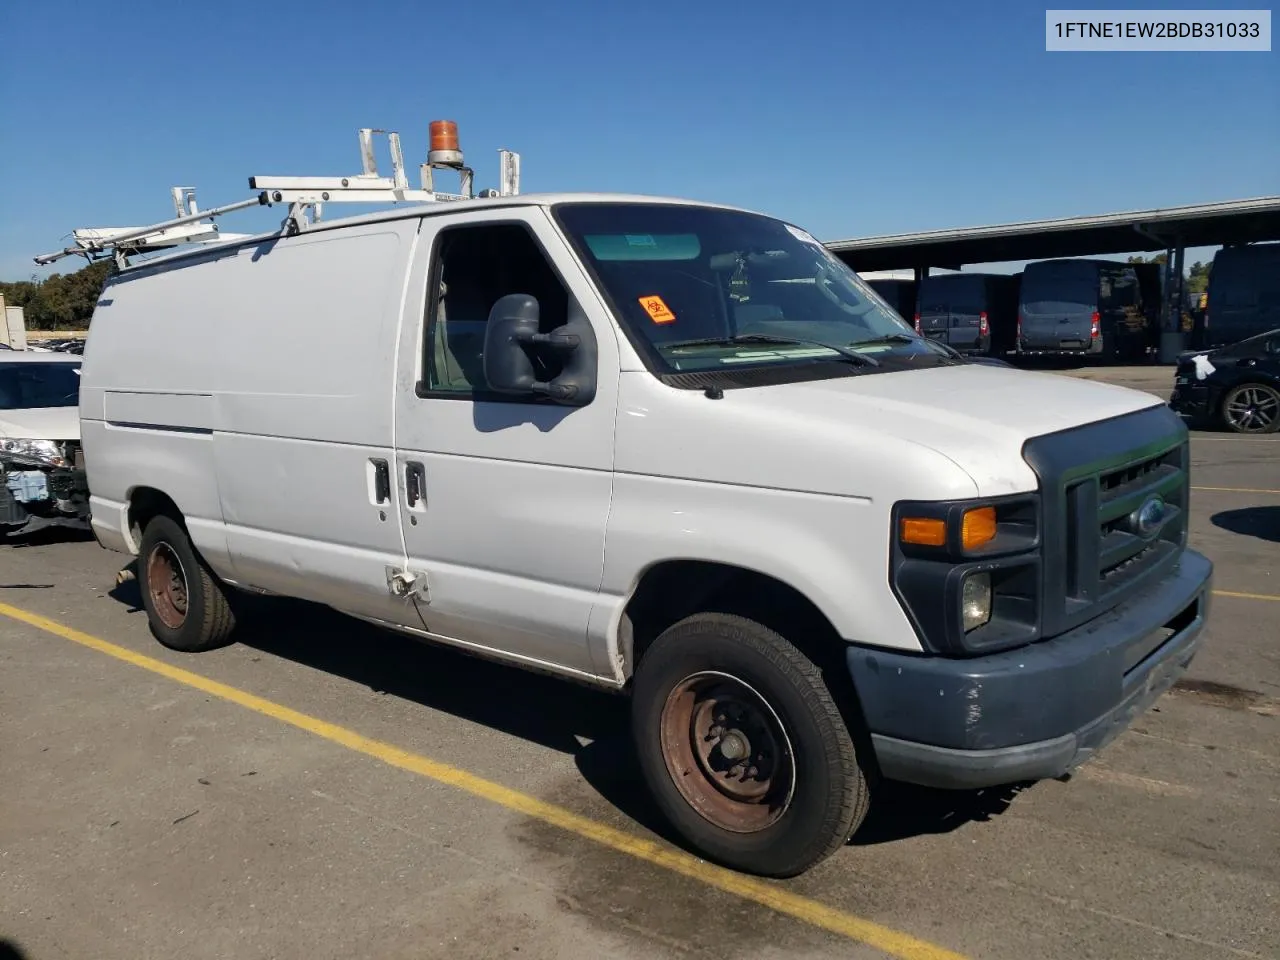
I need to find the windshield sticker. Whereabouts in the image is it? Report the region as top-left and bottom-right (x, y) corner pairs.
(784, 223), (822, 247)
(625, 234), (657, 247)
(639, 295), (676, 325)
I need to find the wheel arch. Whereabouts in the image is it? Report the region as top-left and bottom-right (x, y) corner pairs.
(615, 558), (879, 776)
(124, 485), (186, 552)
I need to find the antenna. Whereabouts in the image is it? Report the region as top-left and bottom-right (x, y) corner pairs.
(34, 122), (522, 268)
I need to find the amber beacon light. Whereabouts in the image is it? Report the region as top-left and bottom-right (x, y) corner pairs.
(428, 120), (464, 167)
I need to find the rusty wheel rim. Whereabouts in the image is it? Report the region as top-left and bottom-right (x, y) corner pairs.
(146, 542), (189, 631)
(658, 670), (795, 834)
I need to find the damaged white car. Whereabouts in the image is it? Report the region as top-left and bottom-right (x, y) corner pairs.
(0, 353), (91, 538)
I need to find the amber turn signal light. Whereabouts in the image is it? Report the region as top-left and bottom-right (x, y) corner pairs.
(961, 506), (998, 550)
(900, 517), (947, 547)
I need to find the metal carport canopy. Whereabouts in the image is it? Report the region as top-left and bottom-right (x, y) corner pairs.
(825, 195), (1280, 272)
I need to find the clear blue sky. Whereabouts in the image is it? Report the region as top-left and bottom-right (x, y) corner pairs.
(2, 0), (1276, 281)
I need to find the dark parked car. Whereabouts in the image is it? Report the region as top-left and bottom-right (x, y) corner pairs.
(1017, 259), (1156, 362)
(1200, 243), (1280, 349)
(915, 272), (1020, 356)
(1169, 328), (1280, 433)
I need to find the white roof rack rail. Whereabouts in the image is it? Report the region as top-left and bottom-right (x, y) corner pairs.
(35, 123), (521, 269)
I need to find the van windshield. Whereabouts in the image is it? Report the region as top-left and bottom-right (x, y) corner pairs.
(553, 202), (952, 376)
(1021, 263), (1097, 317)
(920, 276), (984, 314)
(0, 361), (82, 410)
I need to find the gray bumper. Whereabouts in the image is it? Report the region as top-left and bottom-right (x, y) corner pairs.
(848, 549), (1213, 790)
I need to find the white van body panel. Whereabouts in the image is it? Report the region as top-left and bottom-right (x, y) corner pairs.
(391, 207), (621, 680)
(80, 219), (420, 628)
(79, 243), (229, 566)
(79, 193), (1174, 689)
(599, 369), (979, 655)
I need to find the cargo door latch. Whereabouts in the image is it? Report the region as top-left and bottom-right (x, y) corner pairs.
(386, 567), (430, 603)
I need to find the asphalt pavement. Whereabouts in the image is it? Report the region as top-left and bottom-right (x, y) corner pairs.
(2, 365), (1277, 960)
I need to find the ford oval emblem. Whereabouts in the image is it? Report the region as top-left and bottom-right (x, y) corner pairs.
(1133, 496), (1166, 537)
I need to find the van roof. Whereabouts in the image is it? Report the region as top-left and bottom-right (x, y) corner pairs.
(1214, 242), (1280, 260)
(1024, 258), (1117, 268)
(920, 271), (1011, 282)
(109, 191), (770, 276)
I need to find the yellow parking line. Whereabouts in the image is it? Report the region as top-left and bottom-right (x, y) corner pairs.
(1213, 590), (1280, 603)
(1192, 486), (1280, 495)
(0, 601), (966, 960)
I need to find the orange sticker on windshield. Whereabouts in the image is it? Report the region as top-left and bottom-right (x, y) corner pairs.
(639, 295), (676, 325)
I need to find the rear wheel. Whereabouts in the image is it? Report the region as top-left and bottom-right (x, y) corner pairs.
(631, 612), (869, 877)
(137, 514), (237, 652)
(1221, 383), (1280, 434)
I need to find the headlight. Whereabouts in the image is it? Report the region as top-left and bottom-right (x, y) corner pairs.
(0, 438), (68, 468)
(961, 572), (992, 632)
(890, 494), (1041, 655)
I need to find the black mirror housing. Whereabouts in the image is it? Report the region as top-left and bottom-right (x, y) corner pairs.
(483, 294), (541, 394)
(482, 293), (598, 406)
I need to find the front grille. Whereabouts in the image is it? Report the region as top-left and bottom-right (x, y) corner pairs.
(1023, 405), (1190, 638)
(1091, 444), (1186, 595)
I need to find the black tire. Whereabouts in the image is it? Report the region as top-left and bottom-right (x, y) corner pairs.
(1220, 382), (1280, 435)
(137, 514), (237, 652)
(631, 612), (869, 878)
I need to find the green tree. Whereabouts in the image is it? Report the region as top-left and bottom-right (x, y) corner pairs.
(0, 259), (116, 330)
(1186, 260), (1212, 296)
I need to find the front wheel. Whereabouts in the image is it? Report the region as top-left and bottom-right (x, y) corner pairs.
(631, 613), (869, 877)
(1221, 383), (1280, 434)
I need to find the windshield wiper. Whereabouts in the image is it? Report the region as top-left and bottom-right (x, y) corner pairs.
(664, 334), (879, 367)
(847, 333), (916, 347)
(849, 332), (967, 362)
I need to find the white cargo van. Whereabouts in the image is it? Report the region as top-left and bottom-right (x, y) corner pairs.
(61, 164), (1213, 877)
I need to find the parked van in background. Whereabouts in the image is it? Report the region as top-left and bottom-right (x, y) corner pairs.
(1203, 243), (1280, 348)
(862, 277), (917, 323)
(1017, 258), (1155, 362)
(915, 272), (1020, 356)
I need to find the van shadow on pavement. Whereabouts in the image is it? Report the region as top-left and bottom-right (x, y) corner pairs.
(1211, 505), (1280, 544)
(107, 580), (1023, 852)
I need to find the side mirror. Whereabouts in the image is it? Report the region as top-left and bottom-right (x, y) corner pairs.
(483, 294), (540, 395)
(482, 293), (598, 405)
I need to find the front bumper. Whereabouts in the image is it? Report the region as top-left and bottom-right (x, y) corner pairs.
(847, 549), (1213, 790)
(1169, 377), (1214, 420)
(1, 468), (92, 536)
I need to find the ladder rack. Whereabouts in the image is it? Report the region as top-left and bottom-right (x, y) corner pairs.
(34, 123), (522, 269)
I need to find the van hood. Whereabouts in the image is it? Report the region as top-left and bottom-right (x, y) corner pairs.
(617, 362), (1165, 503)
(732, 363), (1163, 497)
(0, 406), (81, 441)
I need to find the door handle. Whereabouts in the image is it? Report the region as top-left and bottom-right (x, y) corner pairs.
(405, 461), (425, 508)
(370, 458), (390, 504)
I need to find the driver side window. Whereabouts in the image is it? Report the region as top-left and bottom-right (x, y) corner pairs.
(423, 222), (570, 397)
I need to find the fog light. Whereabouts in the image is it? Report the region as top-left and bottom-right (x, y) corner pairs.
(961, 572), (992, 632)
